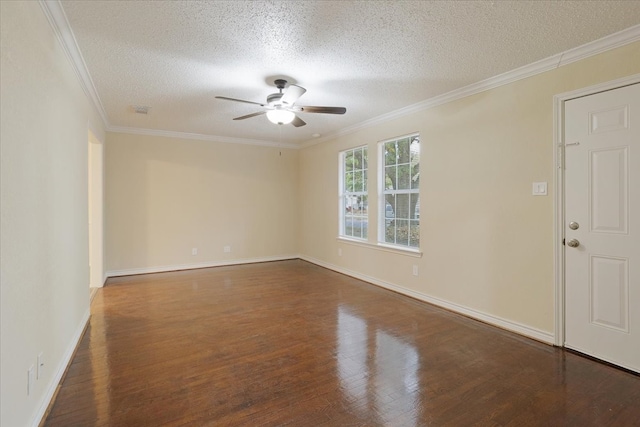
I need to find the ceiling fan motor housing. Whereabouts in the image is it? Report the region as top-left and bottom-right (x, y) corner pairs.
(267, 79), (288, 106)
(266, 93), (284, 106)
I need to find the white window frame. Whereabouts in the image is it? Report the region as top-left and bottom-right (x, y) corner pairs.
(378, 133), (420, 250)
(339, 145), (368, 240)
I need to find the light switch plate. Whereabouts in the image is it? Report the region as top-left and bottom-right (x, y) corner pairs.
(532, 182), (547, 196)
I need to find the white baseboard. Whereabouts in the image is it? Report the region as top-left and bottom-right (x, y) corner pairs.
(300, 255), (555, 345)
(31, 308), (90, 427)
(89, 287), (99, 302)
(105, 255), (300, 278)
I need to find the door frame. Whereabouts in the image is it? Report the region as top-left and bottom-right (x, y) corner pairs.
(88, 126), (105, 290)
(553, 73), (640, 347)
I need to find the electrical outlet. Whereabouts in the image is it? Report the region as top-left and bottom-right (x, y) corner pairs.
(338, 248), (342, 257)
(37, 353), (43, 380)
(224, 246), (231, 253)
(192, 247), (198, 256)
(412, 265), (419, 276)
(27, 365), (34, 396)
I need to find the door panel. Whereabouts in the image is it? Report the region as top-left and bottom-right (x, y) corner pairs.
(564, 83), (639, 373)
(590, 147), (628, 233)
(589, 254), (628, 332)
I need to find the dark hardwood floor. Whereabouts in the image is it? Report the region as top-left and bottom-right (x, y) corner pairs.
(44, 260), (640, 426)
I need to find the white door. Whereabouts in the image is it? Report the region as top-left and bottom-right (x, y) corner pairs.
(564, 83), (639, 373)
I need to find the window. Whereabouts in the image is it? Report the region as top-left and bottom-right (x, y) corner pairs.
(340, 146), (368, 240)
(380, 134), (420, 248)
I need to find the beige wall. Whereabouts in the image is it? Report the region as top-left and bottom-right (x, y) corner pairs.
(2, 2), (638, 423)
(0, 2), (106, 426)
(105, 133), (299, 273)
(299, 41), (640, 337)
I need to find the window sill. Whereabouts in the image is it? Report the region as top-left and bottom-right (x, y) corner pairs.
(336, 237), (423, 258)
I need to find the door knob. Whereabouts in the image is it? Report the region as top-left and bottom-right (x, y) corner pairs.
(567, 239), (580, 248)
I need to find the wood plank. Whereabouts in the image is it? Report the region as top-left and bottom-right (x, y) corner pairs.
(44, 260), (640, 426)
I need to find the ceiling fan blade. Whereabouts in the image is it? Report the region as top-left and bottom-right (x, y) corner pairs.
(233, 111), (266, 120)
(216, 96), (265, 107)
(281, 84), (306, 106)
(291, 115), (306, 127)
(298, 106), (346, 114)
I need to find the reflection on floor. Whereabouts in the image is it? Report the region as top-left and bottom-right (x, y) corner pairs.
(44, 260), (640, 426)
(338, 307), (420, 426)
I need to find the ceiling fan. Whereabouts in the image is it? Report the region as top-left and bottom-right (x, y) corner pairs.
(215, 79), (346, 127)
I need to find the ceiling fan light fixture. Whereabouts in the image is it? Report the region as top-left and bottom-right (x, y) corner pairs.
(216, 79), (346, 127)
(266, 109), (295, 125)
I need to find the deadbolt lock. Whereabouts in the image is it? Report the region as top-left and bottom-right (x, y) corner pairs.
(569, 221), (579, 230)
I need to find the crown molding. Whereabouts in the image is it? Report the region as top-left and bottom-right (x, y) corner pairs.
(39, 0), (295, 149)
(108, 126), (299, 149)
(39, 0), (110, 128)
(558, 24), (640, 67)
(39, 0), (639, 150)
(301, 24), (640, 148)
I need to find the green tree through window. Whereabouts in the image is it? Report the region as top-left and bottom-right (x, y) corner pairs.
(381, 135), (420, 248)
(340, 146), (368, 240)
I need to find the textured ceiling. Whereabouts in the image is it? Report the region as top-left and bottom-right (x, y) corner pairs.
(60, 1), (640, 146)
